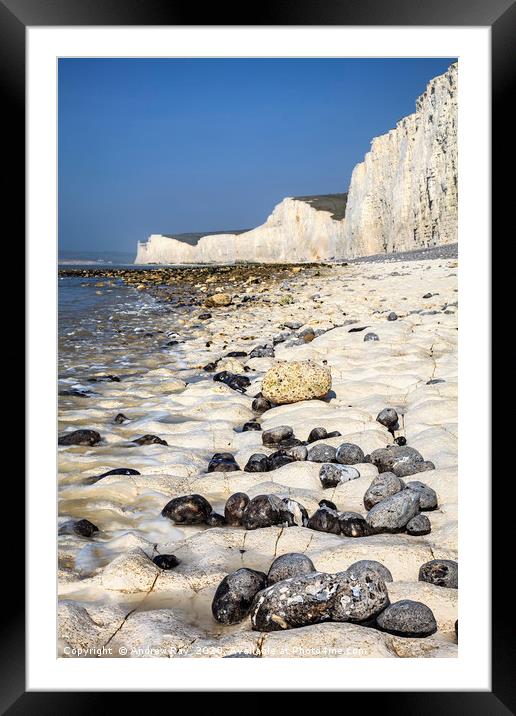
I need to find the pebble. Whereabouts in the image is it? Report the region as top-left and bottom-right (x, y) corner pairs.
(284, 444), (308, 461)
(363, 472), (404, 510)
(205, 292), (232, 307)
(242, 421), (261, 432)
(376, 408), (400, 432)
(242, 494), (291, 530)
(307, 506), (341, 534)
(419, 559), (458, 588)
(376, 599), (437, 637)
(114, 413), (129, 424)
(250, 572), (336, 631)
(319, 499), (337, 510)
(261, 360), (332, 404)
(212, 568), (267, 624)
(94, 467), (141, 481)
(87, 374), (120, 383)
(252, 394), (273, 413)
(404, 481), (438, 510)
(58, 429), (101, 446)
(365, 490), (420, 532)
(335, 442), (365, 465)
(364, 332), (379, 342)
(244, 454), (269, 472)
(387, 312), (398, 321)
(330, 569), (390, 622)
(249, 345), (275, 359)
(339, 515), (373, 537)
(262, 425), (293, 446)
(213, 371), (251, 393)
(205, 512), (227, 527)
(406, 513), (431, 535)
(394, 436), (407, 446)
(267, 450), (296, 470)
(368, 445), (432, 477)
(347, 559), (393, 583)
(307, 427), (328, 443)
(161, 494), (212, 524)
(207, 452), (240, 473)
(153, 554), (181, 570)
(319, 463), (360, 488)
(267, 553), (316, 585)
(281, 498), (309, 527)
(427, 378), (446, 385)
(133, 434), (168, 446)
(224, 493), (250, 525)
(307, 444), (337, 463)
(72, 519), (99, 537)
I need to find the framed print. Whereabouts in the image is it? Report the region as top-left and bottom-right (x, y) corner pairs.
(3, 0), (511, 707)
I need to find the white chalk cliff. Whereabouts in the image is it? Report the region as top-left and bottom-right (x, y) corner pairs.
(134, 63), (457, 265)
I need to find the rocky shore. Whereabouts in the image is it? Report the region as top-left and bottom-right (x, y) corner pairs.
(58, 252), (458, 658)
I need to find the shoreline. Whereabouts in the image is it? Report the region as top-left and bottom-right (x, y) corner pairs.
(58, 252), (458, 658)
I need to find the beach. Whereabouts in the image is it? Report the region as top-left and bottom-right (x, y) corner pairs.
(58, 246), (458, 658)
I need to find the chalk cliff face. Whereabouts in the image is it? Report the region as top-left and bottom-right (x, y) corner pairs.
(342, 63), (457, 257)
(135, 196), (347, 264)
(135, 63), (457, 265)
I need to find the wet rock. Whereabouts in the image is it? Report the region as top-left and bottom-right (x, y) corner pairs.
(307, 427), (328, 443)
(376, 600), (437, 637)
(319, 463), (360, 488)
(133, 434), (168, 446)
(307, 507), (341, 534)
(404, 481), (438, 510)
(206, 512), (227, 527)
(376, 408), (399, 432)
(363, 472), (404, 510)
(205, 293), (232, 308)
(95, 467), (141, 480)
(58, 429), (101, 446)
(153, 554), (181, 570)
(307, 444), (337, 463)
(87, 374), (120, 383)
(213, 371), (251, 392)
(335, 442), (365, 465)
(207, 452), (240, 473)
(72, 519), (99, 538)
(319, 499), (338, 510)
(261, 360), (332, 405)
(244, 453), (269, 472)
(368, 445), (428, 477)
(250, 345), (275, 359)
(267, 450), (296, 470)
(262, 425), (293, 446)
(267, 553), (316, 585)
(242, 421), (261, 432)
(114, 413), (129, 424)
(250, 572), (336, 631)
(339, 515), (373, 537)
(252, 394), (273, 413)
(224, 492), (250, 525)
(203, 361), (218, 372)
(284, 444), (308, 461)
(394, 436), (407, 446)
(212, 568), (267, 624)
(406, 514), (431, 535)
(281, 498), (309, 527)
(58, 389), (91, 398)
(364, 332), (379, 342)
(387, 312), (398, 321)
(419, 560), (458, 588)
(242, 494), (291, 530)
(330, 569), (390, 622)
(365, 490), (420, 533)
(347, 560), (393, 583)
(161, 494), (212, 524)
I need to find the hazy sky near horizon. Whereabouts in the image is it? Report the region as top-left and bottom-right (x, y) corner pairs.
(59, 57), (456, 255)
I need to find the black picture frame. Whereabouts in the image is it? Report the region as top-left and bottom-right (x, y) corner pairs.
(4, 0), (509, 708)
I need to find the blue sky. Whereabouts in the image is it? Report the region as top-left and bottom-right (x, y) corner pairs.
(58, 57), (456, 254)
